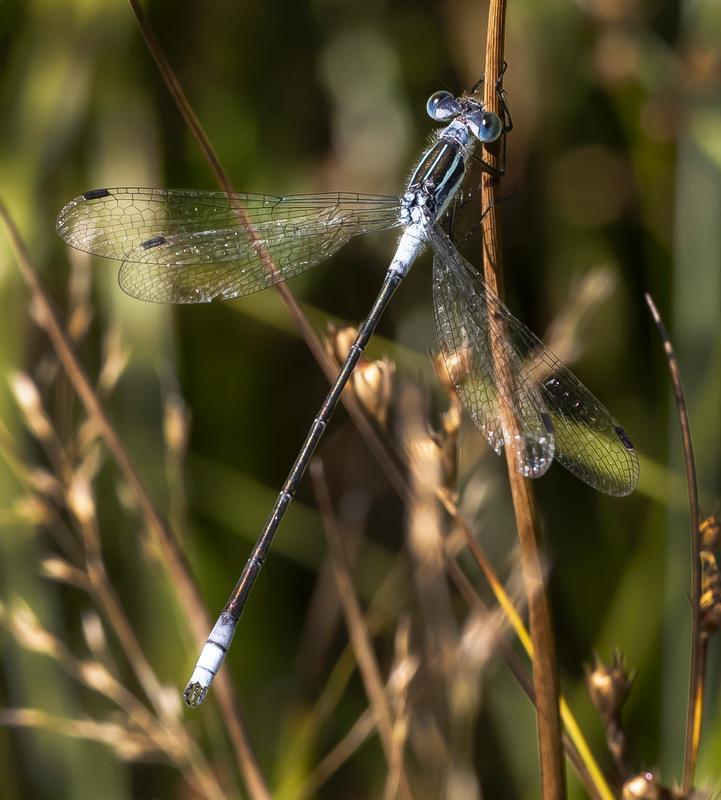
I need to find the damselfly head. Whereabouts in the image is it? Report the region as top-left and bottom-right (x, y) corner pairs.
(426, 90), (502, 144)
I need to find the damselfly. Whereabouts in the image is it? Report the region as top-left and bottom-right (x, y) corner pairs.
(56, 81), (639, 707)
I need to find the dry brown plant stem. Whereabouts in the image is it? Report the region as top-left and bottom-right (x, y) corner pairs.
(480, 2), (566, 797)
(645, 294), (704, 793)
(310, 459), (414, 800)
(0, 203), (271, 800)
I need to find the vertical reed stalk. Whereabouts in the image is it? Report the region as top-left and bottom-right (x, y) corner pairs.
(480, 2), (566, 796)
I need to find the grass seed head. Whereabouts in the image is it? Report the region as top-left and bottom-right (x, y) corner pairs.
(78, 660), (116, 695)
(325, 323), (395, 424)
(8, 371), (54, 443)
(26, 467), (62, 497)
(700, 551), (721, 638)
(40, 557), (90, 590)
(81, 611), (109, 658)
(622, 771), (673, 799)
(98, 326), (130, 395)
(13, 495), (53, 525)
(325, 323), (357, 364)
(163, 392), (190, 455)
(67, 473), (96, 525)
(353, 357), (395, 425)
(6, 601), (64, 658)
(585, 649), (634, 721)
(700, 515), (720, 551)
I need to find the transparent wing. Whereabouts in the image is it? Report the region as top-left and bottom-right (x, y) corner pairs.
(431, 227), (555, 480)
(429, 226), (638, 496)
(56, 188), (402, 303)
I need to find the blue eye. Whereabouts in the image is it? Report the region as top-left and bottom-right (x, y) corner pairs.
(468, 111), (503, 143)
(426, 91), (461, 122)
(480, 112), (503, 141)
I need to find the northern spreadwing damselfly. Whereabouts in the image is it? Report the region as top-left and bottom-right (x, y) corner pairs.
(56, 81), (639, 707)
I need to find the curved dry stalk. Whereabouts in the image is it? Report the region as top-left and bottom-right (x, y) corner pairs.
(4, 372), (230, 797)
(645, 294), (705, 793)
(480, 2), (566, 797)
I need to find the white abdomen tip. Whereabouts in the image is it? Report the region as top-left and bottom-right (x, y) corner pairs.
(183, 613), (237, 708)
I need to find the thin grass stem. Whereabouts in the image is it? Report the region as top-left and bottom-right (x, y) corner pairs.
(645, 293), (704, 793)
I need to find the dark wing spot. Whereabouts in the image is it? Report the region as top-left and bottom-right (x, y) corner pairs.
(82, 188), (112, 200)
(141, 235), (167, 250)
(614, 426), (635, 451)
(541, 412), (554, 436)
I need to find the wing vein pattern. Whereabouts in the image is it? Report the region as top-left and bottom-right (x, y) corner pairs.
(429, 226), (638, 496)
(57, 188), (402, 303)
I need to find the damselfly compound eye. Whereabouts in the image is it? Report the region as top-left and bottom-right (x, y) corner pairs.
(426, 90), (461, 122)
(477, 111), (503, 142)
(466, 109), (503, 143)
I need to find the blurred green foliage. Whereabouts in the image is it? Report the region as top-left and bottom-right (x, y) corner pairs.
(0, 1), (720, 798)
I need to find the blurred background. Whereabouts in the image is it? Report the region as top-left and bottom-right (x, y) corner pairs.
(0, 0), (720, 798)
